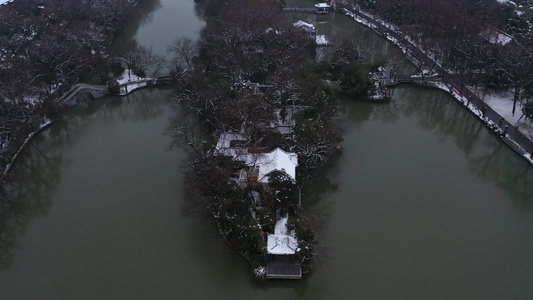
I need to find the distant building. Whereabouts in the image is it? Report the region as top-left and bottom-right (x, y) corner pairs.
(315, 2), (330, 14)
(316, 35), (331, 46)
(479, 27), (514, 45)
(293, 19), (331, 46)
(294, 20), (316, 38)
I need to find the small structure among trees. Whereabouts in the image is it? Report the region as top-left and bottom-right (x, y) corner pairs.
(266, 216), (301, 279)
(315, 2), (330, 14)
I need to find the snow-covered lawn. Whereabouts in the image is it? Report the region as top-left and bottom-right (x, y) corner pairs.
(472, 87), (533, 139)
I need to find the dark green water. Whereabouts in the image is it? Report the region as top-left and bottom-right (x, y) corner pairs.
(1, 1), (532, 299)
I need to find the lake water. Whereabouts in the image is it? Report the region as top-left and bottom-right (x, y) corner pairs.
(1, 1), (532, 299)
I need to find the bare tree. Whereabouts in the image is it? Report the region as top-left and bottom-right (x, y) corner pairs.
(168, 35), (198, 75)
(499, 45), (533, 115)
(118, 40), (166, 79)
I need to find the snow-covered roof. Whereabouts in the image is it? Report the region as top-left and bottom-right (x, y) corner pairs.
(315, 3), (330, 8)
(265, 28), (281, 35)
(246, 148), (298, 183)
(267, 217), (298, 255)
(0, 0), (14, 5)
(316, 35), (331, 46)
(293, 20), (315, 32)
(496, 0), (517, 7)
(216, 134), (298, 182)
(215, 132), (249, 159)
(216, 132), (246, 150)
(480, 28), (513, 45)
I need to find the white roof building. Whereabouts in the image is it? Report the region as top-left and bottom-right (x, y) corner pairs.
(480, 27), (513, 45)
(315, 2), (330, 14)
(246, 148), (298, 183)
(316, 35), (331, 46)
(215, 132), (249, 160)
(315, 2), (330, 8)
(216, 133), (298, 184)
(293, 20), (316, 32)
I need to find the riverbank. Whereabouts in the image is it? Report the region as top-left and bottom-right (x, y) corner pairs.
(0, 0), (152, 185)
(1, 120), (52, 177)
(0, 75), (169, 182)
(429, 80), (533, 164)
(335, 3), (533, 164)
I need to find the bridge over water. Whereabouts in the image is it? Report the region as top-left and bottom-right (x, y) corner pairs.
(52, 77), (176, 112)
(53, 83), (110, 111)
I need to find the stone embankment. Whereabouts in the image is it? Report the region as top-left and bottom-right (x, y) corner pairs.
(1, 77), (177, 179)
(339, 5), (533, 163)
(53, 83), (110, 111)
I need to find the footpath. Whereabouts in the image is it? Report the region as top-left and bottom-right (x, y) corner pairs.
(339, 5), (533, 164)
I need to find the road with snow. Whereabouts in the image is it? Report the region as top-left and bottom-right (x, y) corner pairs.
(345, 6), (533, 161)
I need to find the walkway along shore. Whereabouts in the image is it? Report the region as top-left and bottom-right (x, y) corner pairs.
(335, 4), (533, 165)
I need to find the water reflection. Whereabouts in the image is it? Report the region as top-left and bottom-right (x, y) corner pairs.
(110, 0), (162, 49)
(353, 85), (533, 206)
(0, 89), (171, 272)
(193, 2), (206, 20)
(0, 128), (63, 271)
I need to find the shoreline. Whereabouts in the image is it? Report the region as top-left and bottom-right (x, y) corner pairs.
(0, 79), (168, 181)
(1, 120), (53, 177)
(335, 4), (533, 165)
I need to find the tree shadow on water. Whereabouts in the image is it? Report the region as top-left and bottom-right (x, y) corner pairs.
(0, 127), (65, 271)
(367, 84), (533, 208)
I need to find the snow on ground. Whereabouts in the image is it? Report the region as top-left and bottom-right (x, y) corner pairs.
(116, 69), (142, 85)
(471, 87), (532, 138)
(0, 0), (13, 5)
(3, 119), (52, 176)
(342, 9), (378, 30)
(115, 69), (154, 95)
(341, 5), (533, 163)
(119, 82), (148, 95)
(267, 216), (298, 255)
(274, 216), (289, 235)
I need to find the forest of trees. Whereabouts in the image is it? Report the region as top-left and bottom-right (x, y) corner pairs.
(168, 0), (343, 275)
(338, 0), (533, 115)
(0, 0), (165, 181)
